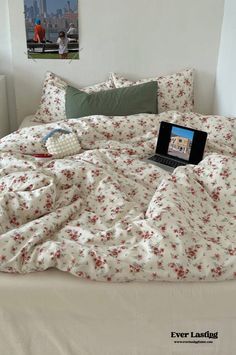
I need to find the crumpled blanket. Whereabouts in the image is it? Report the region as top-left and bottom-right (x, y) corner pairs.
(0, 111), (235, 282)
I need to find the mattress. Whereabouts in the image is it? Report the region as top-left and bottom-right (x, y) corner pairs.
(0, 269), (236, 355)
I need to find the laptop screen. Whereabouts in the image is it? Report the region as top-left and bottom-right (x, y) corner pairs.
(155, 122), (208, 165)
(167, 126), (194, 162)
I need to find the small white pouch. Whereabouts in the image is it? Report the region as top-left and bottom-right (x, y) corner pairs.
(43, 129), (81, 158)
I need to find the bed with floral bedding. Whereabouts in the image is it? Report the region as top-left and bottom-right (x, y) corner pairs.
(0, 110), (235, 282)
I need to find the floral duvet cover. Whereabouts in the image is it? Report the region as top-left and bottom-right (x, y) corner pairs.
(0, 111), (235, 282)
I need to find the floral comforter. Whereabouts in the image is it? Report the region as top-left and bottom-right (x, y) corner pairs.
(0, 111), (235, 282)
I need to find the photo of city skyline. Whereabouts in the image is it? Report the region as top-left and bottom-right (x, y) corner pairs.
(24, 0), (79, 60)
(24, 0), (77, 15)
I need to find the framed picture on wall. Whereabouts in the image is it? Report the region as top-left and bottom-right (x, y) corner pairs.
(24, 0), (79, 60)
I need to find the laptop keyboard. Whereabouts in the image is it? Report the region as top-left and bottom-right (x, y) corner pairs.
(149, 155), (184, 168)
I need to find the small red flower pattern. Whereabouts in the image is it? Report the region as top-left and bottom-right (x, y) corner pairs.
(0, 111), (235, 282)
(111, 69), (194, 113)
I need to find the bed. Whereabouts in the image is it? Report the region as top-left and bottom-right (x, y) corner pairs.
(1, 66), (236, 353)
(0, 109), (235, 354)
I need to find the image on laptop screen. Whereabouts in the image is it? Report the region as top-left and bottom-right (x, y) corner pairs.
(168, 126), (194, 161)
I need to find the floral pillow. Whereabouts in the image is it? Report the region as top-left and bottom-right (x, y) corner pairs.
(34, 72), (115, 123)
(110, 69), (194, 113)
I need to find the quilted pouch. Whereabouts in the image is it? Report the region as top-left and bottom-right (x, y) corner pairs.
(43, 129), (81, 158)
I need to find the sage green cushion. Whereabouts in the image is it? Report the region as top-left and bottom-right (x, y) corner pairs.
(65, 81), (158, 119)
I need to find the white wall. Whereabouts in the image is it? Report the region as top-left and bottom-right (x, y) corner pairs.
(7, 0), (225, 126)
(0, 0), (17, 131)
(214, 0), (236, 116)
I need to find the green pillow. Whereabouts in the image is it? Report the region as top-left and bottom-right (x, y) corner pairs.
(65, 81), (158, 119)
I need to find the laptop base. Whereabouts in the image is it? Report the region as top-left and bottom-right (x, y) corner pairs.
(144, 156), (174, 173)
(146, 154), (186, 173)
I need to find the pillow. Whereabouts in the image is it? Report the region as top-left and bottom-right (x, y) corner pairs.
(110, 69), (194, 113)
(34, 72), (115, 123)
(65, 81), (158, 119)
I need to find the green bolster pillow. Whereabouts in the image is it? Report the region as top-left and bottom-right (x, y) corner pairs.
(65, 81), (158, 119)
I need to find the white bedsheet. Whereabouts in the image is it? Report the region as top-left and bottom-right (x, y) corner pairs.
(0, 269), (235, 355)
(19, 115), (42, 129)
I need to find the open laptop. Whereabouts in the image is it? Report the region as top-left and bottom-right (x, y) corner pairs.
(146, 121), (207, 173)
